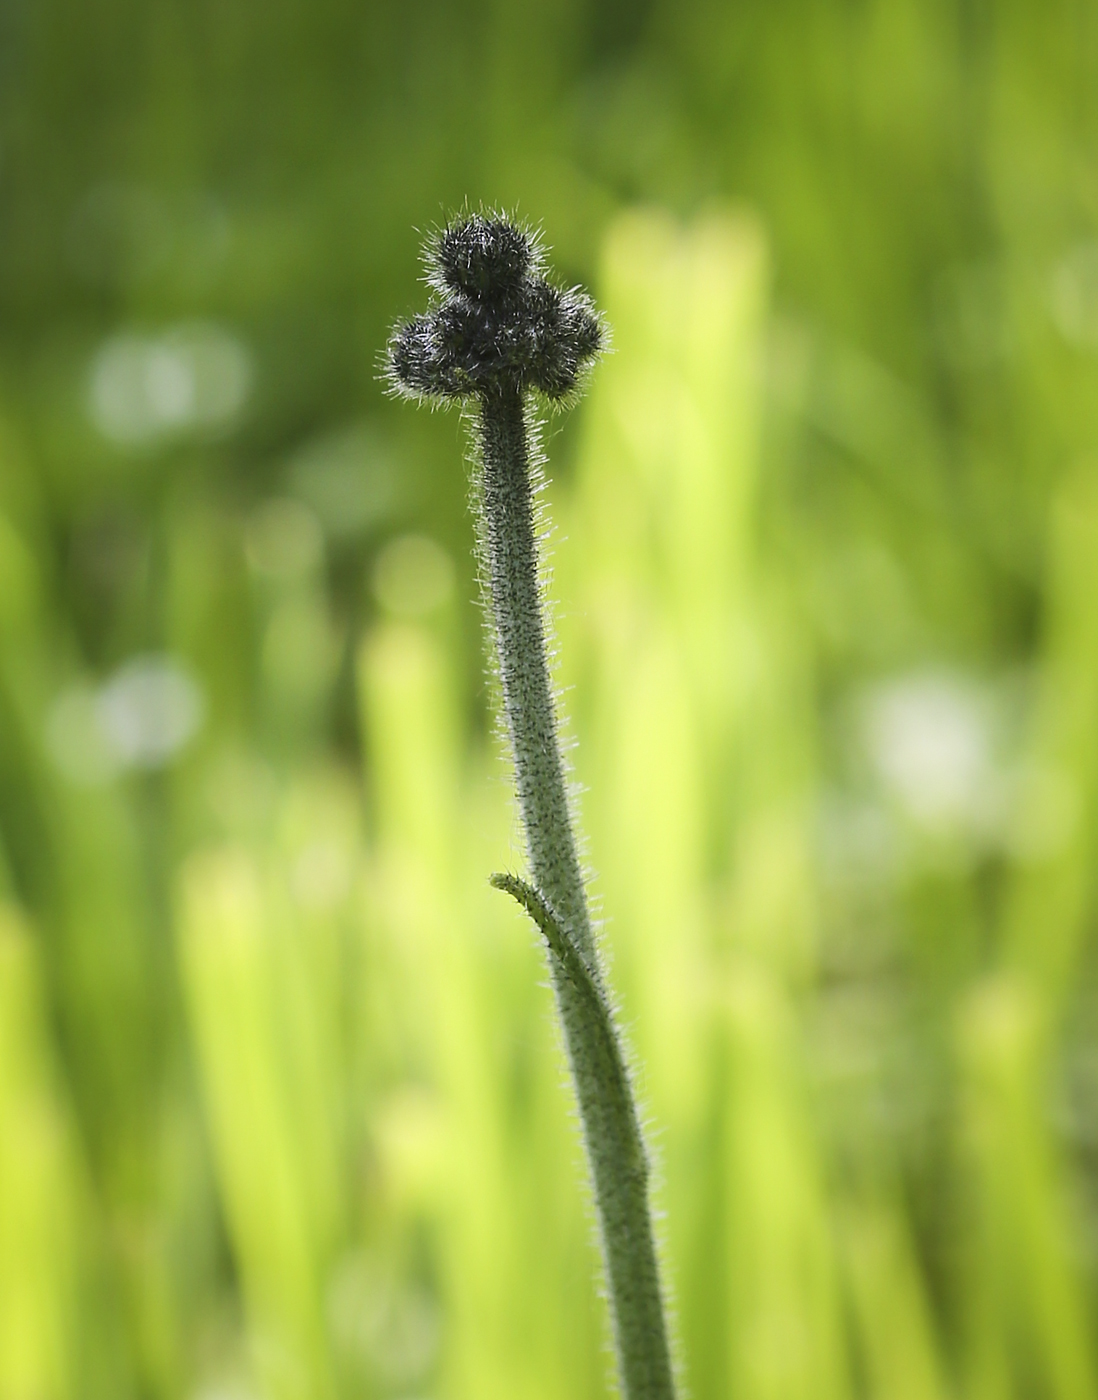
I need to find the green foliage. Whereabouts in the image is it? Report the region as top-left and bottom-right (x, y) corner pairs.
(4, 4), (1098, 1400)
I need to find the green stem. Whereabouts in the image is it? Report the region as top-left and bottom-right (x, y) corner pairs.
(478, 382), (677, 1400)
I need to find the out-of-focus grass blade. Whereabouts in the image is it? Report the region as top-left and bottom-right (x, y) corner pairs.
(176, 846), (337, 1400)
(563, 208), (858, 1400)
(0, 903), (81, 1400)
(956, 462), (1098, 1400)
(357, 618), (606, 1398)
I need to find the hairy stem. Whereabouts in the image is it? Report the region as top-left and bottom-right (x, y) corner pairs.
(478, 382), (677, 1400)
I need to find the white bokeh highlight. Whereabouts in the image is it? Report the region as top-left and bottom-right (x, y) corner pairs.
(89, 322), (251, 446)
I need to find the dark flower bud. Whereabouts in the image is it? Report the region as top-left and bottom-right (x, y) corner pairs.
(435, 216), (532, 299)
(387, 212), (602, 405)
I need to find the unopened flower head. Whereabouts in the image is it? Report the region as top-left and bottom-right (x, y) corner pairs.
(387, 214), (602, 404)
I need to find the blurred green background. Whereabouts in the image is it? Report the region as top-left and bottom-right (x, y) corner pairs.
(4, 2), (1098, 1399)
